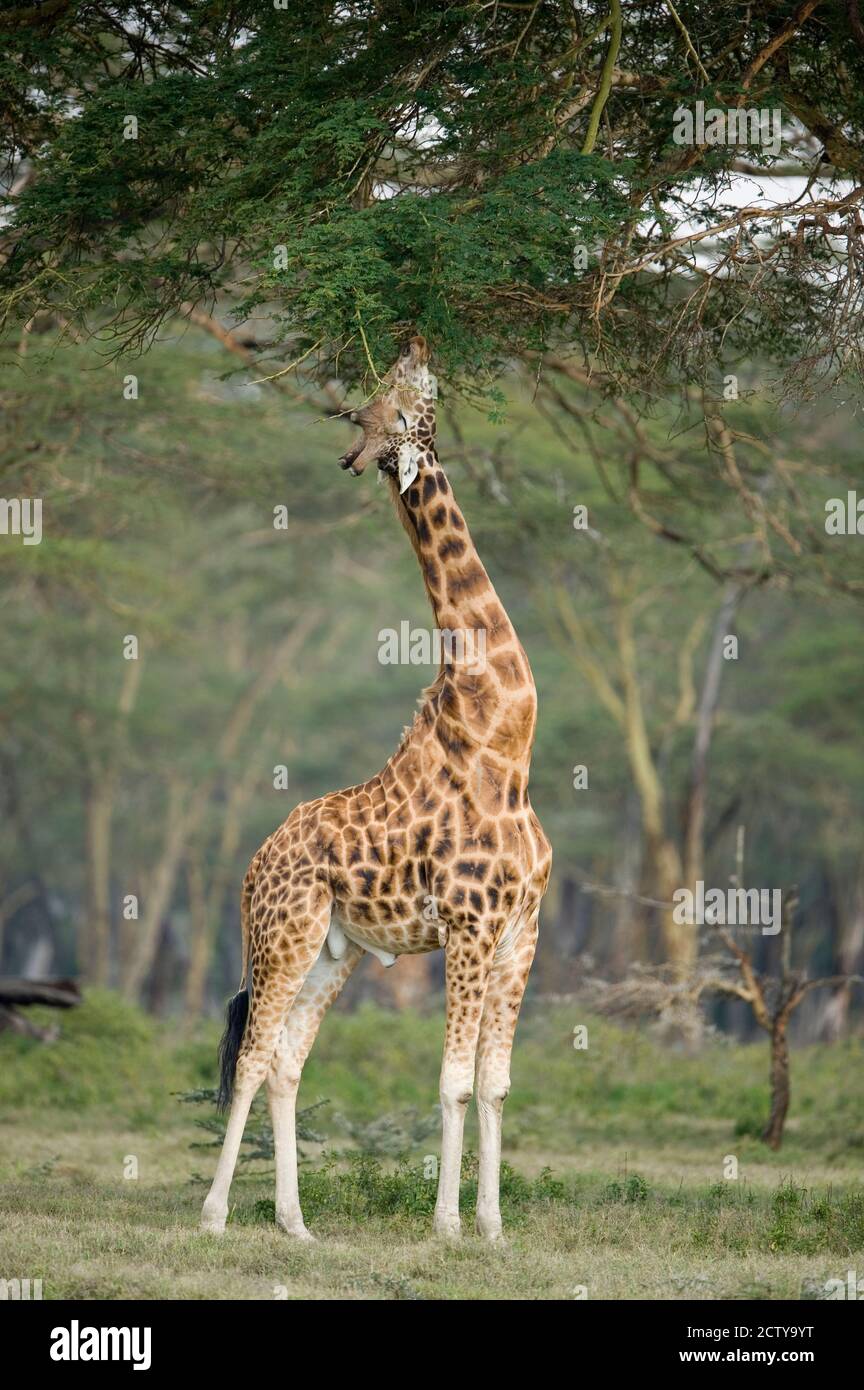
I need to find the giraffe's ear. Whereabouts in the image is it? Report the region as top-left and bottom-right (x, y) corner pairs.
(397, 440), (420, 494)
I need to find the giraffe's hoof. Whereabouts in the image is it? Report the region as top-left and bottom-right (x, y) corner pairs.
(477, 1225), (508, 1246)
(200, 1200), (226, 1234)
(276, 1215), (316, 1242)
(432, 1214), (461, 1241)
(475, 1208), (505, 1240)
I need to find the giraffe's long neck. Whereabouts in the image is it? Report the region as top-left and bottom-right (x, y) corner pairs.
(388, 452), (538, 766)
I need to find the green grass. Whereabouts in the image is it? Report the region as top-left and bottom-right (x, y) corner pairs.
(0, 992), (862, 1299)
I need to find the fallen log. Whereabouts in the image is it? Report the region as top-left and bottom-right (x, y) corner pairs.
(0, 977), (81, 1008)
(0, 977), (82, 1039)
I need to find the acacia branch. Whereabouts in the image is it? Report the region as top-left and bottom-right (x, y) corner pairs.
(581, 0), (622, 155)
(738, 0), (822, 96)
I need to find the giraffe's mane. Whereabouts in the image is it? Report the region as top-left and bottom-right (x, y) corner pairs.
(393, 674), (446, 757)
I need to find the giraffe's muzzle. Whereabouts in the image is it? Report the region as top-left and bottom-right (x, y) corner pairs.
(338, 440), (364, 475)
(337, 334), (430, 476)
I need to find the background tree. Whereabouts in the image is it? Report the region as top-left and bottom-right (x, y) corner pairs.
(3, 327), (861, 1019)
(1, 2), (863, 1024)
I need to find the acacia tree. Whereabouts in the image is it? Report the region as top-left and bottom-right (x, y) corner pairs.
(2, 1), (863, 405)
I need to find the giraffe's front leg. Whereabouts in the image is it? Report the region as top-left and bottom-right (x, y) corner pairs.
(433, 929), (494, 1240)
(267, 938), (363, 1239)
(474, 912), (539, 1242)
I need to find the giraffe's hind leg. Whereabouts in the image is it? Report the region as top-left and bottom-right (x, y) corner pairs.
(200, 894), (332, 1235)
(474, 909), (539, 1242)
(267, 938), (363, 1239)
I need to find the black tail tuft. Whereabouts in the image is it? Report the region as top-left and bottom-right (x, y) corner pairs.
(216, 988), (249, 1112)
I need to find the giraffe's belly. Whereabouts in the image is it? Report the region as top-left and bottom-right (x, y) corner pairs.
(329, 894), (533, 967)
(329, 906), (440, 962)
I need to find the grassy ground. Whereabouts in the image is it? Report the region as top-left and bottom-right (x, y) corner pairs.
(1, 993), (862, 1300)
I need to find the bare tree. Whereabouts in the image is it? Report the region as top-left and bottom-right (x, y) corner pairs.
(710, 874), (863, 1149)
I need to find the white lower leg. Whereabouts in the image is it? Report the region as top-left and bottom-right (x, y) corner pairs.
(269, 1078), (311, 1239)
(433, 1063), (473, 1238)
(473, 913), (539, 1242)
(201, 1080), (257, 1233)
(476, 1067), (510, 1240)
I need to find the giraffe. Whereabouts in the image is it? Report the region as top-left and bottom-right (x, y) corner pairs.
(201, 335), (551, 1242)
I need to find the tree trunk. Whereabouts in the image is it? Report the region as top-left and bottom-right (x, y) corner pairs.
(79, 656), (143, 986)
(762, 1012), (791, 1150)
(0, 977), (81, 1006)
(121, 779), (194, 1000)
(0, 753), (59, 971)
(546, 579), (693, 971)
(609, 790), (644, 975)
(21, 932), (55, 978)
(556, 875), (578, 953)
(184, 854), (210, 1017)
(615, 603), (692, 973)
(653, 838), (688, 972)
(184, 723), (287, 1015)
(84, 786), (112, 985)
(145, 919), (178, 1015)
(817, 861), (864, 1041)
(682, 582), (744, 888)
(0, 883), (37, 974)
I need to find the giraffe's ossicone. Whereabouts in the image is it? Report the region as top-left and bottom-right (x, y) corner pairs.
(202, 335), (552, 1243)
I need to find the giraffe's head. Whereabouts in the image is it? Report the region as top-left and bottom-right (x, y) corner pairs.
(338, 335), (437, 492)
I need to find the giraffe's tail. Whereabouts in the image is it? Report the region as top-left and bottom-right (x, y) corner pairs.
(215, 852), (261, 1112)
(216, 988), (249, 1113)
(238, 857), (254, 994)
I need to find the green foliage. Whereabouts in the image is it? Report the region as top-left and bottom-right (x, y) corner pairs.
(689, 1180), (864, 1257)
(6, 989), (861, 1173)
(334, 1107), (440, 1158)
(179, 1089), (330, 1162)
(0, 990), (199, 1118)
(221, 1155), (864, 1258)
(237, 149), (630, 385)
(602, 1172), (650, 1204)
(235, 1151), (560, 1227)
(8, 993), (861, 1172)
(2, 3), (863, 396)
(734, 1097), (769, 1139)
